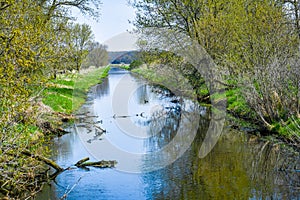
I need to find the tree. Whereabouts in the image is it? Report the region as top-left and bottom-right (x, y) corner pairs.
(131, 0), (300, 134)
(69, 23), (94, 71)
(39, 0), (102, 21)
(132, 0), (295, 71)
(36, 0), (102, 77)
(282, 0), (300, 38)
(0, 0), (55, 197)
(84, 42), (109, 68)
(0, 0), (102, 197)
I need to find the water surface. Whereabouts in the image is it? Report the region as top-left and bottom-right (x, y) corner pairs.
(38, 68), (300, 200)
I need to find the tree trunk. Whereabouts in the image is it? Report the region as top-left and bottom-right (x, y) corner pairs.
(22, 150), (63, 172)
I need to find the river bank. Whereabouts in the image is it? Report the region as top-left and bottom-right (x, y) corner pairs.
(130, 64), (300, 151)
(0, 66), (110, 199)
(43, 66), (110, 114)
(39, 66), (110, 136)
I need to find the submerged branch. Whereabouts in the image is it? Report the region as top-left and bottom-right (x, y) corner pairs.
(60, 176), (84, 200)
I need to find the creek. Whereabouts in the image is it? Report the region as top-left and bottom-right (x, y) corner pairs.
(37, 67), (299, 199)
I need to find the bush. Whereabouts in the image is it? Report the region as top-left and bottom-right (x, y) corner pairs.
(129, 60), (144, 70)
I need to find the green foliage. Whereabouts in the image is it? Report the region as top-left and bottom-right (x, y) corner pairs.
(129, 60), (144, 69)
(83, 42), (109, 68)
(0, 0), (102, 197)
(226, 89), (251, 116)
(132, 0), (300, 139)
(0, 4), (49, 196)
(69, 23), (94, 71)
(120, 65), (131, 70)
(276, 116), (300, 138)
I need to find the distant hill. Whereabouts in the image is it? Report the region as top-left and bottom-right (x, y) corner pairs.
(108, 51), (138, 64)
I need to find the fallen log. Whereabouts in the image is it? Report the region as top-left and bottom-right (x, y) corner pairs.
(75, 159), (117, 168)
(22, 150), (64, 172)
(81, 161), (117, 168)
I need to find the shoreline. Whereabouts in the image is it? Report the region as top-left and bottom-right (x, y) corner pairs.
(130, 65), (300, 152)
(40, 66), (110, 136)
(0, 66), (111, 199)
(35, 66), (111, 196)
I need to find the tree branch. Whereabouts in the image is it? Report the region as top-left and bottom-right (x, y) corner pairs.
(21, 150), (64, 172)
(0, 2), (11, 11)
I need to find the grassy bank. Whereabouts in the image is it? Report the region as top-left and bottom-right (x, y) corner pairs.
(132, 65), (300, 147)
(42, 66), (110, 114)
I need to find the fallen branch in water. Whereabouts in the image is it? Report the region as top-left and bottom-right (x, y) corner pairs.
(21, 149), (65, 181)
(21, 151), (116, 182)
(113, 114), (132, 118)
(75, 157), (90, 166)
(60, 175), (84, 200)
(75, 157), (117, 168)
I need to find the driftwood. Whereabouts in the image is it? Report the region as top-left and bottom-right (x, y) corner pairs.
(22, 150), (116, 181)
(60, 176), (84, 200)
(75, 157), (90, 166)
(22, 150), (116, 170)
(75, 157), (117, 168)
(78, 161), (117, 168)
(94, 125), (106, 133)
(113, 114), (131, 119)
(39, 121), (69, 136)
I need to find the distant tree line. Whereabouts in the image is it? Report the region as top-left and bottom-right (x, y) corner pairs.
(108, 51), (138, 64)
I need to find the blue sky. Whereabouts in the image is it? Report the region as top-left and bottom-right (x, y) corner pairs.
(73, 0), (136, 44)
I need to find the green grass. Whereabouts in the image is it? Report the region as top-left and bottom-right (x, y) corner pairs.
(50, 79), (75, 87)
(132, 67), (178, 88)
(133, 65), (300, 143)
(133, 65), (258, 125)
(225, 87), (299, 138)
(226, 88), (252, 116)
(276, 116), (300, 138)
(119, 65), (130, 70)
(42, 93), (73, 112)
(42, 66), (110, 114)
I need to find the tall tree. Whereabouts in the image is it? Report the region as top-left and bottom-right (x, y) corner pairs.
(69, 23), (94, 71)
(132, 0), (295, 71)
(84, 42), (109, 68)
(39, 0), (101, 21)
(0, 0), (56, 196)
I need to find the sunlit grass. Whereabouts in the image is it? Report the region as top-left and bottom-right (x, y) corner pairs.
(42, 66), (110, 114)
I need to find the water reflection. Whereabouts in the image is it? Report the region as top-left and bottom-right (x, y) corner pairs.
(142, 126), (300, 200)
(135, 84), (149, 105)
(75, 72), (200, 173)
(95, 78), (109, 97)
(38, 68), (300, 200)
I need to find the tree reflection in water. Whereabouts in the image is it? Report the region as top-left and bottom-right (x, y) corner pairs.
(41, 68), (299, 199)
(141, 111), (300, 199)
